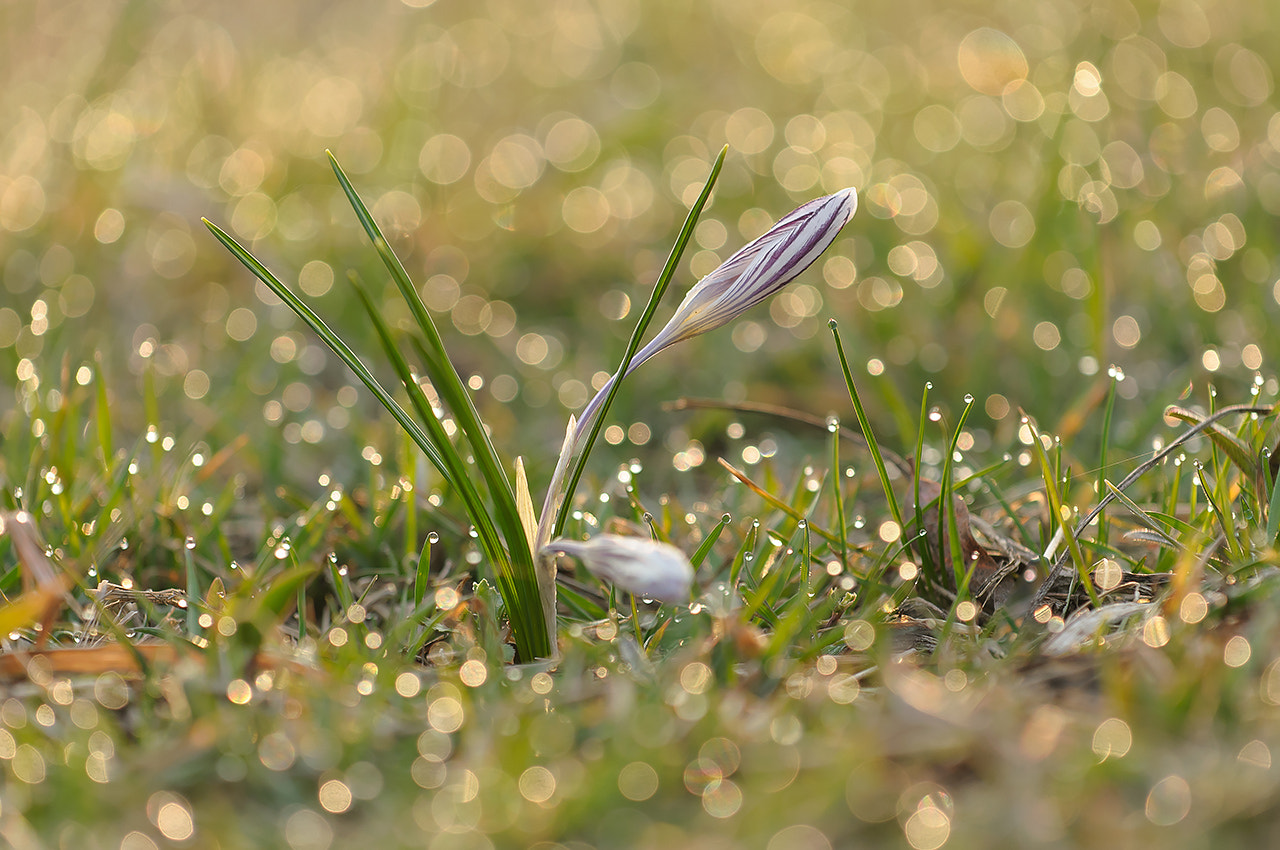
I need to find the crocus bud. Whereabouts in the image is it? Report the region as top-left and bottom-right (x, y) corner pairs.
(543, 534), (694, 603)
(577, 187), (857, 431)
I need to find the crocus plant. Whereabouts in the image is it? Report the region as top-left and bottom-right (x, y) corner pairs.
(206, 146), (856, 662)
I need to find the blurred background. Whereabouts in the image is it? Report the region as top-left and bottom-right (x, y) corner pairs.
(2, 0), (1278, 498)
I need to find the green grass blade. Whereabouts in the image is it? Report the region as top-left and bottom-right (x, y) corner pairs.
(829, 423), (850, 571)
(1096, 370), (1119, 548)
(346, 274), (505, 562)
(551, 145), (728, 540)
(326, 152), (521, 528)
(830, 320), (907, 536)
(941, 395), (976, 595)
(1024, 413), (1100, 608)
(93, 355), (114, 470)
(690, 512), (732, 570)
(204, 220), (452, 479)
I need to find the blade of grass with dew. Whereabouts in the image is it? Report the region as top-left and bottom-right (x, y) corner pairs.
(1024, 412), (1101, 608)
(691, 513), (732, 571)
(728, 518), (760, 589)
(942, 395), (976, 595)
(909, 382), (944, 592)
(830, 419), (851, 571)
(414, 532), (436, 610)
(830, 320), (907, 536)
(551, 145), (728, 541)
(1192, 462), (1242, 563)
(717, 458), (841, 545)
(1096, 369), (1120, 549)
(348, 272), (548, 660)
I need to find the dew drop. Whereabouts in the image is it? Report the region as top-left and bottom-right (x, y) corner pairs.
(963, 393), (974, 404)
(428, 531), (440, 544)
(720, 513), (732, 523)
(797, 519), (808, 529)
(184, 536), (196, 550)
(119, 538), (129, 550)
(826, 415), (840, 432)
(642, 512), (653, 523)
(928, 407), (942, 422)
(828, 318), (838, 329)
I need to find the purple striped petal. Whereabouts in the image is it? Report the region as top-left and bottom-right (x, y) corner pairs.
(575, 187), (856, 433)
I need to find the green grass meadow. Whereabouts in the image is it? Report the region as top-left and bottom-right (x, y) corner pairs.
(3, 0), (1280, 847)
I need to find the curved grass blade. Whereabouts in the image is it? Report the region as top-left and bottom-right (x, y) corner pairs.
(326, 153), (529, 558)
(1165, 405), (1258, 478)
(202, 220), (452, 480)
(830, 320), (907, 535)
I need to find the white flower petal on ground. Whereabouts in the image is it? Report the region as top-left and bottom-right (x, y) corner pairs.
(543, 534), (694, 603)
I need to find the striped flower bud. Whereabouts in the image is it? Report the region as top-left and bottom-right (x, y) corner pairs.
(577, 187), (857, 431)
